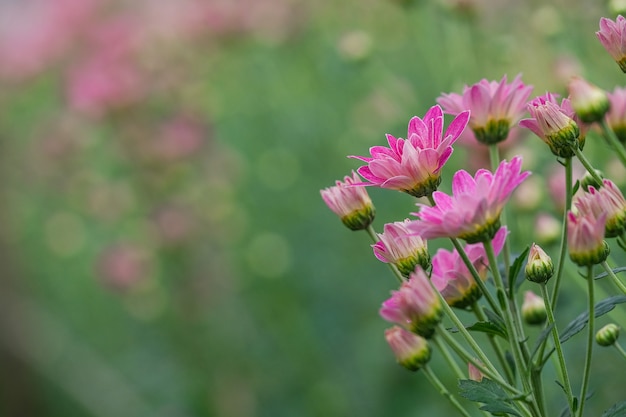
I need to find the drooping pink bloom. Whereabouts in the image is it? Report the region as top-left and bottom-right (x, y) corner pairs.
(408, 156), (530, 243)
(430, 227), (507, 309)
(597, 15), (626, 73)
(519, 93), (583, 158)
(575, 179), (626, 238)
(351, 105), (469, 198)
(567, 77), (610, 124)
(320, 171), (375, 231)
(437, 74), (533, 145)
(380, 266), (443, 338)
(606, 86), (626, 143)
(372, 219), (430, 276)
(567, 210), (609, 267)
(384, 326), (431, 372)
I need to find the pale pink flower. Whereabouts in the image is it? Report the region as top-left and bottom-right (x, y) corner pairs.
(437, 74), (533, 145)
(431, 227), (507, 308)
(372, 219), (430, 276)
(384, 326), (431, 372)
(468, 362), (484, 382)
(320, 171), (375, 231)
(519, 93), (583, 158)
(567, 210), (609, 266)
(606, 86), (626, 143)
(575, 179), (626, 238)
(597, 15), (626, 73)
(567, 77), (610, 124)
(351, 105), (469, 198)
(408, 156), (530, 243)
(380, 266), (443, 338)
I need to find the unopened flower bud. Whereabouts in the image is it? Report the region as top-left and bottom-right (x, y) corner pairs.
(385, 326), (432, 371)
(373, 220), (430, 276)
(596, 323), (620, 346)
(522, 291), (547, 325)
(580, 169), (605, 192)
(525, 243), (554, 283)
(468, 361), (484, 382)
(568, 77), (610, 124)
(567, 211), (610, 267)
(321, 171), (375, 231)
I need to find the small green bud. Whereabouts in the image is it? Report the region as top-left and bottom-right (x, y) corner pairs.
(568, 77), (610, 124)
(596, 323), (620, 347)
(522, 291), (547, 325)
(525, 243), (554, 284)
(385, 326), (432, 371)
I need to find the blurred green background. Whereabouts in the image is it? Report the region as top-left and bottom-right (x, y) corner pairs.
(1, 0), (625, 416)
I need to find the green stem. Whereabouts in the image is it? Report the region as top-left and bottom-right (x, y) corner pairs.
(539, 283), (575, 416)
(471, 302), (515, 384)
(614, 343), (626, 361)
(550, 158), (573, 308)
(601, 260), (626, 294)
(365, 225), (405, 284)
(432, 335), (465, 380)
(422, 365), (474, 417)
(600, 119), (626, 168)
(489, 144), (511, 274)
(573, 147), (604, 186)
(577, 267), (595, 417)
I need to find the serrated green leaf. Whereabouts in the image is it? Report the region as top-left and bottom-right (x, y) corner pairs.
(560, 296), (626, 343)
(480, 402), (522, 417)
(530, 323), (554, 361)
(466, 321), (507, 338)
(508, 246), (530, 297)
(459, 379), (522, 417)
(594, 266), (626, 280)
(601, 400), (626, 417)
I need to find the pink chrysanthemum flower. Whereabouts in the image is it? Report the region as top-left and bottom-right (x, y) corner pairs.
(606, 86), (626, 143)
(521, 291), (547, 325)
(351, 105), (469, 198)
(431, 227), (507, 309)
(320, 171), (375, 231)
(380, 266), (443, 338)
(437, 74), (533, 145)
(576, 179), (626, 238)
(408, 156), (530, 243)
(597, 15), (626, 73)
(519, 93), (583, 158)
(567, 77), (610, 124)
(567, 210), (609, 267)
(384, 326), (431, 372)
(372, 219), (430, 276)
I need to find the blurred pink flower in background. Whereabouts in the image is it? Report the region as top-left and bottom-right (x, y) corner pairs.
(96, 243), (152, 292)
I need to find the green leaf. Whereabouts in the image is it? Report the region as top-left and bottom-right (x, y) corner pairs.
(601, 400), (626, 417)
(594, 266), (626, 281)
(560, 295), (626, 344)
(458, 379), (522, 417)
(508, 246), (530, 297)
(466, 321), (507, 339)
(530, 323), (554, 361)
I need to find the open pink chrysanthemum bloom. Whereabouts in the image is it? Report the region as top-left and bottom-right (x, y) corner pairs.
(431, 227), (507, 309)
(576, 179), (626, 238)
(320, 171), (375, 230)
(606, 86), (626, 142)
(408, 156), (530, 243)
(351, 105), (469, 198)
(437, 74), (533, 145)
(372, 219), (430, 276)
(597, 15), (626, 73)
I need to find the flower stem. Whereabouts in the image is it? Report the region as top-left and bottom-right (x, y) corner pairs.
(573, 147), (604, 186)
(600, 119), (626, 168)
(365, 225), (405, 284)
(550, 158), (573, 308)
(422, 365), (474, 417)
(601, 260), (626, 294)
(614, 343), (626, 361)
(539, 283), (575, 416)
(471, 302), (515, 384)
(432, 335), (465, 380)
(577, 266), (595, 417)
(489, 144), (511, 274)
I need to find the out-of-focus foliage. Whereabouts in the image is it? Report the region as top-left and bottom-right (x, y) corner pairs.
(0, 0), (624, 416)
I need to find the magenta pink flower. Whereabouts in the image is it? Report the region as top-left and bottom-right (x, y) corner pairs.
(567, 210), (609, 266)
(351, 105), (469, 198)
(567, 77), (610, 124)
(380, 266), (443, 338)
(320, 171), (375, 231)
(431, 227), (507, 308)
(372, 219), (430, 276)
(437, 74), (533, 145)
(606, 86), (626, 143)
(576, 179), (626, 238)
(597, 15), (626, 73)
(384, 326), (431, 372)
(519, 93), (584, 158)
(408, 156), (530, 243)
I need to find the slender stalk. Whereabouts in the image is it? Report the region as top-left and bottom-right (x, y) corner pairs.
(489, 144), (511, 274)
(539, 283), (575, 416)
(573, 147), (604, 186)
(365, 225), (405, 284)
(601, 261), (626, 294)
(600, 119), (626, 168)
(577, 267), (595, 417)
(471, 302), (515, 384)
(550, 158), (573, 308)
(422, 365), (474, 417)
(432, 335), (465, 380)
(614, 343), (626, 361)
